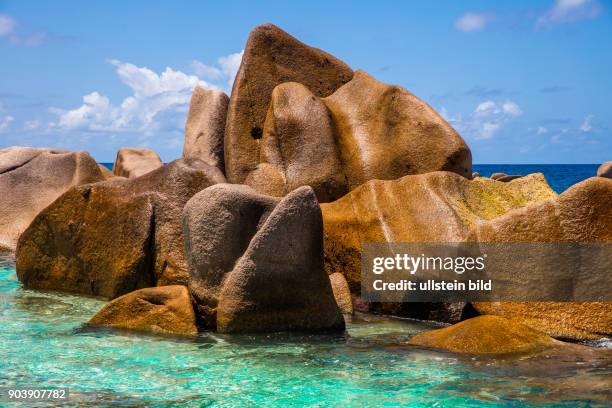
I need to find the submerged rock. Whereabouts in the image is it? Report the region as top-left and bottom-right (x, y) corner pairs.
(16, 159), (225, 298)
(470, 177), (612, 340)
(596, 161), (612, 178)
(89, 285), (198, 335)
(224, 23), (354, 185)
(0, 147), (104, 250)
(183, 184), (344, 333)
(112, 147), (163, 178)
(183, 86), (228, 172)
(408, 315), (561, 354)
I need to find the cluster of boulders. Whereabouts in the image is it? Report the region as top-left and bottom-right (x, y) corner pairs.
(3, 24), (611, 353)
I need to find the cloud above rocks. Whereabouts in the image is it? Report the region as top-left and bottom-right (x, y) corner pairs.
(579, 114), (594, 132)
(538, 0), (602, 26)
(192, 50), (244, 91)
(454, 12), (494, 32)
(442, 100), (523, 140)
(0, 13), (49, 46)
(51, 52), (242, 135)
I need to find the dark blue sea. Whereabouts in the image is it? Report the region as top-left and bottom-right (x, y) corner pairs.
(102, 163), (599, 194)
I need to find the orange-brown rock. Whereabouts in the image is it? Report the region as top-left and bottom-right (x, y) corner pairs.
(329, 272), (353, 315)
(89, 285), (198, 335)
(322, 172), (557, 292)
(323, 70), (472, 187)
(244, 71), (473, 202)
(469, 177), (612, 340)
(112, 147), (163, 178)
(97, 164), (115, 180)
(596, 161), (612, 178)
(16, 159), (225, 299)
(183, 86), (228, 172)
(408, 315), (561, 354)
(0, 147), (104, 250)
(224, 23), (353, 185)
(246, 82), (348, 202)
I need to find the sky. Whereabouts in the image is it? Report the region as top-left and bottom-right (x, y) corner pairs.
(0, 0), (610, 163)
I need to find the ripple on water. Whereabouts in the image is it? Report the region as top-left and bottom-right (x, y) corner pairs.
(0, 253), (610, 407)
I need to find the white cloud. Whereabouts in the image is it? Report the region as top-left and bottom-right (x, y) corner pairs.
(538, 0), (602, 26)
(192, 50), (243, 90)
(502, 101), (523, 116)
(454, 12), (493, 32)
(579, 114), (594, 132)
(0, 14), (16, 36)
(447, 100), (523, 140)
(0, 115), (15, 132)
(537, 126), (548, 135)
(23, 119), (41, 131)
(53, 60), (210, 133)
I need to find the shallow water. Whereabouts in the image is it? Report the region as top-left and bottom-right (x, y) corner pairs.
(1, 253), (610, 407)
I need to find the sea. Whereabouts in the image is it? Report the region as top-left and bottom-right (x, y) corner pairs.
(101, 163), (601, 194)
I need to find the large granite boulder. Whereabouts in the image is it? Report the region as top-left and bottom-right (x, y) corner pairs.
(183, 184), (344, 333)
(0, 147), (104, 250)
(89, 285), (198, 335)
(246, 82), (348, 202)
(469, 177), (612, 340)
(323, 70), (472, 186)
(408, 315), (561, 354)
(112, 147), (163, 178)
(16, 159), (225, 299)
(224, 23), (354, 185)
(596, 161), (612, 178)
(182, 86), (228, 173)
(244, 71), (472, 202)
(321, 172), (557, 293)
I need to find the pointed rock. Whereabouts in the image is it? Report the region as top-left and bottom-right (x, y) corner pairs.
(183, 86), (229, 172)
(224, 23), (353, 184)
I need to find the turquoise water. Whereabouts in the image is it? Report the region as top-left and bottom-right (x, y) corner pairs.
(1, 253), (611, 407)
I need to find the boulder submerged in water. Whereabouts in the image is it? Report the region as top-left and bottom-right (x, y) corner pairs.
(89, 285), (198, 336)
(183, 184), (345, 333)
(16, 158), (225, 299)
(0, 147), (104, 251)
(112, 147), (163, 178)
(408, 315), (562, 354)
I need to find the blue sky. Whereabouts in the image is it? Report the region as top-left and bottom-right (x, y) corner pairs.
(0, 0), (610, 163)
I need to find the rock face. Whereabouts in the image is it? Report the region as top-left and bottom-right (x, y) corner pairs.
(329, 272), (353, 315)
(491, 172), (523, 182)
(469, 177), (612, 340)
(322, 172), (557, 293)
(183, 86), (229, 172)
(16, 159), (225, 299)
(112, 147), (163, 178)
(408, 316), (560, 354)
(244, 71), (472, 202)
(597, 161), (612, 178)
(97, 164), (115, 180)
(183, 184), (344, 333)
(89, 285), (198, 335)
(224, 23), (354, 185)
(246, 82), (348, 202)
(324, 70), (472, 186)
(0, 147), (104, 250)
